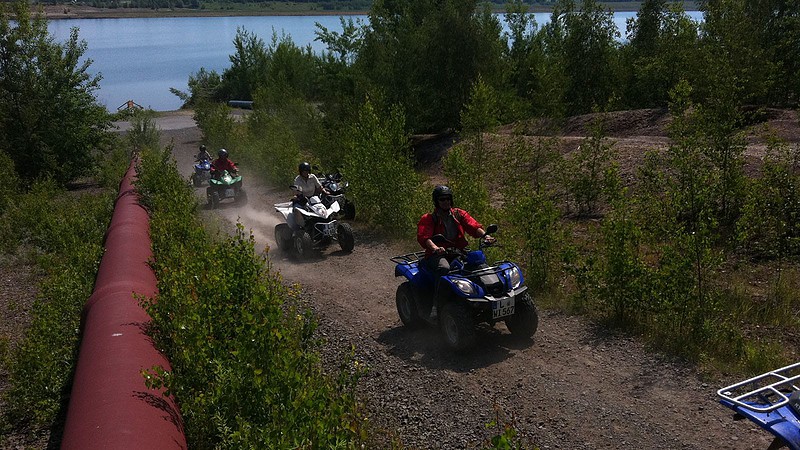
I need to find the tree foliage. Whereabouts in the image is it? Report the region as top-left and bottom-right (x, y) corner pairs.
(358, 0), (505, 132)
(0, 1), (110, 185)
(621, 0), (700, 108)
(541, 0), (621, 116)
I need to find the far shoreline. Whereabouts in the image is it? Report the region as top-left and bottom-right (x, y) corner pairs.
(37, 2), (696, 20)
(38, 6), (369, 20)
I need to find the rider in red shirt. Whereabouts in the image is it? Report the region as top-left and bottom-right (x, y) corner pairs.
(211, 148), (237, 177)
(417, 185), (494, 275)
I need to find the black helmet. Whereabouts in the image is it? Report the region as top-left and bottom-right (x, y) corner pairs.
(432, 185), (453, 205)
(298, 162), (312, 173)
(199, 144), (207, 152)
(218, 148), (228, 158)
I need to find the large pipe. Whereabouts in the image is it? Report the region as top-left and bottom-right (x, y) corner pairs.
(61, 159), (186, 450)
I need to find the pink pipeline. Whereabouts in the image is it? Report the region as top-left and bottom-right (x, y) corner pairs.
(61, 159), (186, 449)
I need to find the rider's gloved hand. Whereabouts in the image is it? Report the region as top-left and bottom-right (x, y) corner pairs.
(483, 234), (496, 245)
(432, 246), (445, 255)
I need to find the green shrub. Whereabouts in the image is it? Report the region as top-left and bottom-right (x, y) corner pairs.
(341, 99), (427, 235)
(135, 146), (366, 448)
(497, 132), (563, 293)
(94, 136), (133, 190)
(595, 199), (651, 326)
(193, 101), (238, 152)
(126, 109), (162, 155)
(0, 150), (19, 213)
(1, 181), (113, 430)
(560, 115), (618, 217)
(737, 137), (800, 259)
(443, 145), (492, 224)
(240, 106), (302, 186)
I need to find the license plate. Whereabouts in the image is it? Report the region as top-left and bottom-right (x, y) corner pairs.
(321, 222), (337, 237)
(492, 297), (515, 319)
(225, 188), (235, 197)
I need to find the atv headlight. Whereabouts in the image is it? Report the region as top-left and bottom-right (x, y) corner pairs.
(507, 266), (522, 289)
(452, 279), (476, 296)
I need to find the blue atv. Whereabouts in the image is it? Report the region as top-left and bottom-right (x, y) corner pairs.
(390, 224), (538, 351)
(717, 362), (800, 450)
(191, 158), (212, 187)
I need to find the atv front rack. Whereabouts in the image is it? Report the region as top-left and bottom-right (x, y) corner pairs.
(717, 362), (800, 413)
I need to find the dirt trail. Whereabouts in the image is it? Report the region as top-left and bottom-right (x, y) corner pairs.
(163, 114), (774, 450)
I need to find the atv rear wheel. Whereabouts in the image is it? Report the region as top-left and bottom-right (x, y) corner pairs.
(274, 223), (292, 252)
(210, 191), (220, 209)
(440, 302), (476, 351)
(337, 222), (355, 252)
(396, 282), (424, 329)
(191, 173), (201, 187)
(293, 231), (313, 260)
(504, 292), (539, 338)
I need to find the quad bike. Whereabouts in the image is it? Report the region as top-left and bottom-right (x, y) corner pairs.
(273, 186), (355, 259)
(318, 170), (356, 220)
(206, 170), (247, 209)
(717, 362), (800, 450)
(191, 158), (212, 187)
(390, 224), (538, 351)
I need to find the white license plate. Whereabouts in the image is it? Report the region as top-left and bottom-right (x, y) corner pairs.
(225, 188), (235, 197)
(492, 297), (515, 319)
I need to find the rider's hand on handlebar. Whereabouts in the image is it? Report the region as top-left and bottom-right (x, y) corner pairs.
(432, 245), (445, 255)
(483, 234), (496, 245)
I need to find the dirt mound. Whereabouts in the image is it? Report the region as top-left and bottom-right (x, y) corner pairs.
(562, 108), (673, 137)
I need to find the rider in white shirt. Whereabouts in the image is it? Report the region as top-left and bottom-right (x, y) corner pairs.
(293, 162), (328, 197)
(289, 162), (330, 229)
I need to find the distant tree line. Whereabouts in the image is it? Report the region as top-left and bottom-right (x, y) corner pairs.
(180, 0), (799, 134)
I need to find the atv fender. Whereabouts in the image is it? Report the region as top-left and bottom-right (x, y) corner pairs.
(395, 263), (419, 280)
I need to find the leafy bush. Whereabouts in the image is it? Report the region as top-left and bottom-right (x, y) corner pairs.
(737, 137), (800, 259)
(0, 181), (113, 430)
(135, 146), (366, 448)
(341, 99), (427, 235)
(560, 115), (618, 216)
(126, 110), (162, 155)
(193, 101), (238, 152)
(0, 1), (111, 186)
(443, 146), (492, 223)
(0, 150), (19, 213)
(497, 131), (563, 292)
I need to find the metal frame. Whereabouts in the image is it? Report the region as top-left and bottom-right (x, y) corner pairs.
(718, 362), (800, 413)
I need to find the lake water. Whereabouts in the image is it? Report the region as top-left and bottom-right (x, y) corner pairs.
(47, 11), (703, 112)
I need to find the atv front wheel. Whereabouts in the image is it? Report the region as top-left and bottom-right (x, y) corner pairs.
(337, 222), (355, 252)
(294, 231), (313, 259)
(504, 292), (539, 338)
(274, 223), (292, 252)
(440, 302), (476, 351)
(396, 282), (423, 329)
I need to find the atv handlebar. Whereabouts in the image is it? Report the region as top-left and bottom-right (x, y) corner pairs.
(430, 223), (499, 253)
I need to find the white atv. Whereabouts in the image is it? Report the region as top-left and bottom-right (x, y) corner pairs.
(274, 186), (355, 259)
